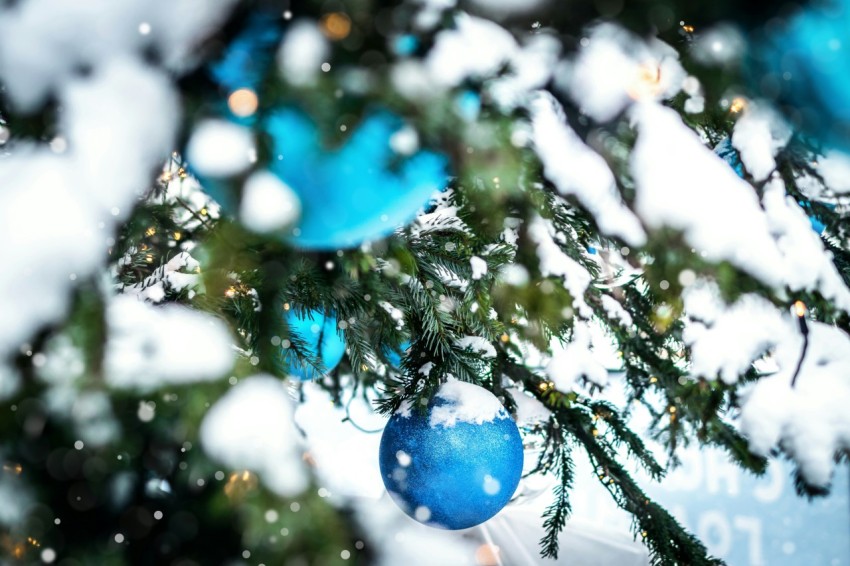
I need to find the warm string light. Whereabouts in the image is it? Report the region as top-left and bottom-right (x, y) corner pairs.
(794, 300), (807, 318)
(729, 97), (747, 114)
(628, 62), (664, 100)
(320, 12), (351, 40)
(227, 88), (258, 118)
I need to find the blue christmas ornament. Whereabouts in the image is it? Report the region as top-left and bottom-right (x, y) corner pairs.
(455, 90), (481, 121)
(383, 340), (411, 369)
(275, 307), (346, 381)
(264, 109), (448, 249)
(393, 34), (419, 56)
(751, 0), (850, 151)
(379, 380), (523, 530)
(208, 12), (282, 96)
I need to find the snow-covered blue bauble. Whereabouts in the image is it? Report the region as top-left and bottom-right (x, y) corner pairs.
(379, 379), (523, 530)
(750, 0), (850, 152)
(193, 13), (449, 250)
(275, 307), (346, 381)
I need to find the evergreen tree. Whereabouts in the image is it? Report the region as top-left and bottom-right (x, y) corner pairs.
(0, 0), (848, 564)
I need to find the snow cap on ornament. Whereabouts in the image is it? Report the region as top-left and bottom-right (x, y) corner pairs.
(379, 378), (524, 530)
(186, 11), (449, 249)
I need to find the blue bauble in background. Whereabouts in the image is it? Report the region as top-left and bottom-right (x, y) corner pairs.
(383, 339), (411, 369)
(379, 380), (523, 530)
(751, 0), (850, 152)
(264, 109), (448, 250)
(275, 307), (346, 381)
(190, 13), (449, 250)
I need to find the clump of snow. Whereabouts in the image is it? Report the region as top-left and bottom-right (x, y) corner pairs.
(600, 295), (633, 328)
(470, 256), (488, 280)
(561, 24), (685, 123)
(630, 102), (786, 288)
(410, 189), (470, 236)
(200, 375), (308, 497)
(527, 216), (592, 318)
(277, 20), (329, 86)
(122, 251), (201, 303)
(239, 171), (301, 233)
(530, 92), (646, 246)
(740, 322), (850, 487)
(684, 288), (787, 384)
(430, 378), (508, 427)
(683, 280), (850, 486)
(104, 295), (234, 390)
(455, 335), (496, 358)
(0, 60), (178, 359)
(0, 0), (238, 110)
(731, 106), (791, 182)
(546, 324), (609, 392)
(761, 178), (850, 312)
(427, 13), (516, 87)
(817, 150), (850, 194)
(508, 388), (552, 425)
(186, 119), (255, 178)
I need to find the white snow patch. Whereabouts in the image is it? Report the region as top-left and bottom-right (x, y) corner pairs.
(741, 322), (850, 487)
(530, 92), (646, 246)
(527, 216), (593, 318)
(429, 378), (508, 427)
(201, 375), (308, 497)
(186, 119), (255, 178)
(546, 324), (609, 391)
(122, 251), (200, 304)
(277, 20), (329, 86)
(600, 295), (633, 328)
(427, 13), (516, 87)
(761, 178), (850, 312)
(239, 171), (301, 233)
(630, 102), (786, 288)
(818, 150), (850, 194)
(0, 60), (178, 359)
(731, 106), (791, 182)
(562, 24), (685, 123)
(104, 295), (234, 390)
(455, 335), (496, 358)
(470, 256), (488, 280)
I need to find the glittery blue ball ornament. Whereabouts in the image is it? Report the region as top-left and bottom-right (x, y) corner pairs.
(275, 307), (346, 381)
(379, 380), (523, 530)
(750, 0), (850, 151)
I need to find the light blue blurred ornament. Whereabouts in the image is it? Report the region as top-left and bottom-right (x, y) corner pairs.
(751, 0), (850, 151)
(393, 34), (419, 56)
(383, 339), (411, 369)
(196, 14), (449, 250)
(456, 90), (481, 121)
(379, 380), (523, 530)
(264, 109), (448, 249)
(208, 12), (282, 96)
(276, 307), (346, 381)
